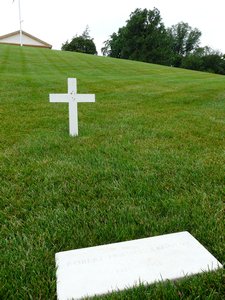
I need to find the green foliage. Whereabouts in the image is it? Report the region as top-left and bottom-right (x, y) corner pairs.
(102, 8), (173, 66)
(181, 47), (225, 74)
(168, 22), (201, 56)
(102, 8), (225, 75)
(102, 10), (202, 67)
(62, 26), (97, 55)
(168, 22), (201, 67)
(1, 44), (225, 299)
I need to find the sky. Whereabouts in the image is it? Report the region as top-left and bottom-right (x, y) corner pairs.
(0, 0), (225, 55)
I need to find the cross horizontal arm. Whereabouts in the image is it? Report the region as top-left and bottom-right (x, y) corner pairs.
(76, 94), (95, 103)
(49, 94), (69, 103)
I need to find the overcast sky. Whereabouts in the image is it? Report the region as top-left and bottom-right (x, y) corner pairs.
(0, 0), (225, 55)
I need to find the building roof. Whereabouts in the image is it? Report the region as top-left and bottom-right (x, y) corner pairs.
(0, 30), (52, 49)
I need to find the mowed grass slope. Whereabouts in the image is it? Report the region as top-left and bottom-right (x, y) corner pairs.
(0, 44), (224, 299)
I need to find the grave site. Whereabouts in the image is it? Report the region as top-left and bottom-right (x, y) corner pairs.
(0, 44), (224, 299)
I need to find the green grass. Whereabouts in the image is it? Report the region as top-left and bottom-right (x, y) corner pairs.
(0, 44), (224, 299)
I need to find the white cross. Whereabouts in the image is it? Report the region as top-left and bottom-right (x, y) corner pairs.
(49, 78), (95, 136)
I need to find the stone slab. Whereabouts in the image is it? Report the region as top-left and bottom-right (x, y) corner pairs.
(55, 231), (222, 300)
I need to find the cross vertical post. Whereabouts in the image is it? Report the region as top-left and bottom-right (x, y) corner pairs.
(68, 78), (78, 136)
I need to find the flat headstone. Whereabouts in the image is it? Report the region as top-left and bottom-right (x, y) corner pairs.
(55, 231), (222, 300)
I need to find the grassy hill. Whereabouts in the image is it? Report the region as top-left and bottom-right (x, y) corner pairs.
(0, 44), (224, 299)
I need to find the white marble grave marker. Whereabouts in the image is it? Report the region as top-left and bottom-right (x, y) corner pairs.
(55, 231), (222, 300)
(49, 78), (95, 136)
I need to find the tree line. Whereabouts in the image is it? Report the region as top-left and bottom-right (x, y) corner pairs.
(62, 8), (225, 75)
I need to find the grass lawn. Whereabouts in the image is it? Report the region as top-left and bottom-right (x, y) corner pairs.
(0, 44), (224, 299)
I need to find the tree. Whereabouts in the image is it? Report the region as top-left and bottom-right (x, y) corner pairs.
(168, 22), (201, 66)
(62, 27), (97, 55)
(181, 46), (225, 75)
(102, 8), (173, 66)
(201, 50), (225, 74)
(101, 8), (224, 75)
